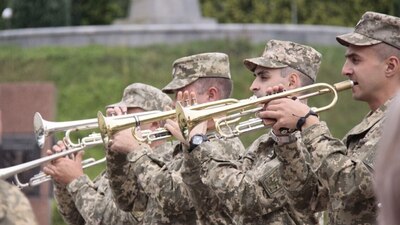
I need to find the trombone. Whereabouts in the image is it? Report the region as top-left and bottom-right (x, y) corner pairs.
(175, 80), (354, 137)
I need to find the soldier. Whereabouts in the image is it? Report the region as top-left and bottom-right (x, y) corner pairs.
(0, 180), (38, 225)
(108, 52), (245, 224)
(179, 40), (322, 224)
(260, 12), (400, 224)
(43, 83), (173, 225)
(0, 110), (38, 225)
(375, 93), (400, 225)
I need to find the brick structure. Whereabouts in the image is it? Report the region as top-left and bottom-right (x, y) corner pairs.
(0, 82), (56, 225)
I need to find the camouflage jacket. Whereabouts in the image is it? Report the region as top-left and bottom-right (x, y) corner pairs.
(113, 138), (243, 225)
(54, 171), (145, 225)
(183, 133), (317, 225)
(0, 179), (38, 225)
(181, 137), (246, 225)
(275, 101), (389, 225)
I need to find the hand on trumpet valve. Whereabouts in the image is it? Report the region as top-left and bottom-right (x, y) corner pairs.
(107, 128), (140, 154)
(42, 141), (84, 185)
(259, 97), (319, 134)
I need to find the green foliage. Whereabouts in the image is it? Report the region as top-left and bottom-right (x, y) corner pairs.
(10, 0), (70, 28)
(0, 40), (368, 225)
(200, 0), (399, 26)
(70, 0), (128, 25)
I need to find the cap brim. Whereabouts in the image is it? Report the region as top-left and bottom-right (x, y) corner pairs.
(336, 32), (381, 47)
(243, 57), (287, 72)
(105, 101), (139, 109)
(162, 77), (199, 94)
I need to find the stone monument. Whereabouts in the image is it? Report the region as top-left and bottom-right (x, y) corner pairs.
(115, 0), (216, 24)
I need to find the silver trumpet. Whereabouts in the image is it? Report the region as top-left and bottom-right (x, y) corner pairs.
(1, 133), (103, 188)
(34, 110), (160, 148)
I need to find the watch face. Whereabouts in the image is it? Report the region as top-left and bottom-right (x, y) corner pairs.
(192, 135), (204, 145)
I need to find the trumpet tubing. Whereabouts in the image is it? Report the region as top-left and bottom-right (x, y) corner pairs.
(23, 157), (106, 189)
(97, 99), (239, 141)
(0, 133), (103, 183)
(34, 111), (161, 148)
(176, 80), (354, 136)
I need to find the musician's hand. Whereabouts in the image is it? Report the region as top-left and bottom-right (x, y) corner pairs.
(43, 151), (84, 185)
(259, 98), (318, 134)
(106, 105), (127, 117)
(108, 129), (140, 154)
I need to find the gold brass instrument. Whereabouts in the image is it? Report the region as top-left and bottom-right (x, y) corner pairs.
(176, 80), (354, 137)
(34, 111), (160, 148)
(97, 99), (239, 142)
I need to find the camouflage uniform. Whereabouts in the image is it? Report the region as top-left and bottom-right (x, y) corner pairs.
(54, 83), (173, 225)
(275, 12), (400, 225)
(182, 41), (322, 225)
(0, 179), (38, 225)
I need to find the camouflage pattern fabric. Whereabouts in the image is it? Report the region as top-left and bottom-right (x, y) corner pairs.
(162, 53), (231, 94)
(275, 100), (390, 225)
(243, 40), (322, 82)
(183, 132), (318, 225)
(54, 171), (144, 225)
(181, 136), (246, 225)
(0, 179), (38, 225)
(112, 137), (243, 225)
(336, 11), (400, 49)
(107, 83), (173, 111)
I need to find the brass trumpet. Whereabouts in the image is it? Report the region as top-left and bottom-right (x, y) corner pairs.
(97, 99), (239, 143)
(176, 80), (354, 137)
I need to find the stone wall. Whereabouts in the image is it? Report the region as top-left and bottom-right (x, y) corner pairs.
(0, 23), (353, 48)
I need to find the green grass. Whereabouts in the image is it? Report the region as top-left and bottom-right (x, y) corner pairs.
(0, 39), (369, 225)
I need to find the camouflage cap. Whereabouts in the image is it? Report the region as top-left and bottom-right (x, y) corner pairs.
(107, 83), (173, 111)
(244, 40), (322, 82)
(162, 52), (231, 94)
(337, 11), (400, 49)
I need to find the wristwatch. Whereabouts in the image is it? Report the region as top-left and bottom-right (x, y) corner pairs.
(188, 134), (209, 152)
(270, 130), (297, 145)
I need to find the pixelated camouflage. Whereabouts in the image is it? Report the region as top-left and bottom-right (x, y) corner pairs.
(0, 180), (38, 225)
(184, 133), (318, 225)
(162, 52), (231, 94)
(275, 99), (390, 225)
(107, 83), (173, 111)
(244, 40), (321, 82)
(337, 11), (400, 49)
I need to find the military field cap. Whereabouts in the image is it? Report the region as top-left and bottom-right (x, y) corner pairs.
(337, 11), (400, 49)
(162, 52), (231, 94)
(244, 40), (322, 82)
(107, 83), (173, 111)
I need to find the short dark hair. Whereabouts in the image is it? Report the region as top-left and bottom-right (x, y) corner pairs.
(372, 43), (400, 61)
(280, 67), (314, 86)
(194, 77), (233, 99)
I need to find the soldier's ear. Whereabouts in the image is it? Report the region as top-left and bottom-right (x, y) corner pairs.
(288, 73), (300, 89)
(207, 87), (219, 101)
